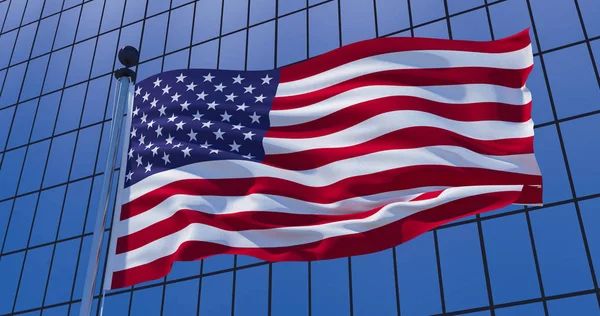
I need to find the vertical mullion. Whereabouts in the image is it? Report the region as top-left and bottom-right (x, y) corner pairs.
(433, 230), (446, 314)
(406, 0), (413, 37)
(524, 0), (600, 309)
(572, 0), (600, 89)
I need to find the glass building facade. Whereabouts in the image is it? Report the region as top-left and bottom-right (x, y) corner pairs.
(0, 0), (599, 315)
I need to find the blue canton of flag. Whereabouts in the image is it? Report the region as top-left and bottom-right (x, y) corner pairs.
(124, 69), (280, 187)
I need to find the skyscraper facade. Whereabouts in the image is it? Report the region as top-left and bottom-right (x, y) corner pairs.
(0, 0), (599, 315)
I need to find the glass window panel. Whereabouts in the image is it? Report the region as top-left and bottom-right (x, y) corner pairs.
(219, 31), (246, 70)
(193, 0), (223, 44)
(222, 0), (248, 35)
(21, 55), (49, 101)
(547, 294), (600, 315)
(438, 223), (488, 312)
(31, 92), (61, 142)
(0, 252), (24, 315)
(340, 0), (375, 45)
(43, 132), (76, 188)
(71, 236), (91, 300)
(123, 0), (146, 25)
(411, 0), (445, 26)
(32, 15), (59, 57)
(578, 0), (600, 37)
(84, 176), (103, 234)
(450, 8), (491, 41)
(129, 286), (162, 316)
(489, 0), (538, 53)
(164, 50), (189, 71)
(277, 11), (307, 67)
(0, 30), (17, 68)
(247, 22), (275, 70)
(93, 123), (110, 173)
(0, 148), (25, 200)
(12, 22), (38, 65)
(308, 1), (339, 58)
(190, 40), (219, 69)
(42, 0), (63, 17)
(311, 258), (350, 316)
(352, 250), (397, 316)
(2, 0), (27, 32)
(163, 279), (200, 316)
(173, 0), (193, 7)
(528, 56), (553, 125)
(529, 0), (584, 51)
(55, 83), (87, 134)
(140, 13), (168, 62)
(70, 125), (102, 180)
(234, 265), (268, 316)
(545, 44), (600, 119)
(530, 203), (594, 295)
(76, 0), (104, 41)
(483, 213), (541, 304)
(0, 106), (15, 149)
(533, 125), (572, 203)
(14, 245), (53, 311)
(18, 140), (50, 194)
(448, 0), (483, 14)
(66, 39), (95, 86)
(42, 305), (69, 316)
(202, 255), (234, 273)
(100, 0), (125, 33)
(561, 115), (600, 197)
(249, 0), (275, 25)
(30, 186), (65, 246)
(496, 302), (545, 316)
(166, 260), (200, 281)
(3, 193), (38, 253)
(81, 75), (111, 126)
(148, 0), (170, 16)
(581, 198), (600, 282)
(278, 0), (304, 16)
(54, 6), (81, 50)
(413, 20), (449, 39)
(101, 292), (130, 315)
(8, 100), (37, 149)
(58, 178), (91, 239)
(375, 0), (410, 36)
(43, 47), (71, 94)
(135, 58), (162, 87)
(0, 200), (11, 252)
(166, 4), (193, 53)
(0, 63), (27, 108)
(0, 2), (8, 25)
(91, 31), (119, 78)
(237, 254), (262, 266)
(272, 262), (308, 316)
(199, 273), (233, 316)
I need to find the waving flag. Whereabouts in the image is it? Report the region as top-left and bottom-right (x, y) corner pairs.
(105, 29), (542, 289)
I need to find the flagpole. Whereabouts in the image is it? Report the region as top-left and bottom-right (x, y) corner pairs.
(79, 46), (139, 316)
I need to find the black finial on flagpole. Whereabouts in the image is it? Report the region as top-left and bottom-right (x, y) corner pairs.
(115, 46), (139, 82)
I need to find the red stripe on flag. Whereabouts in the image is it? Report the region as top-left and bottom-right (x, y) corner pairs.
(120, 166), (542, 221)
(264, 131), (533, 170)
(273, 67), (533, 110)
(279, 29), (531, 83)
(111, 189), (521, 289)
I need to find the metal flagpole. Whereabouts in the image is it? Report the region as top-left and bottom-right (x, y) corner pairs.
(79, 46), (139, 316)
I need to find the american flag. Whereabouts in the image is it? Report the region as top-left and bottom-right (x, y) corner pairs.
(105, 29), (543, 289)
